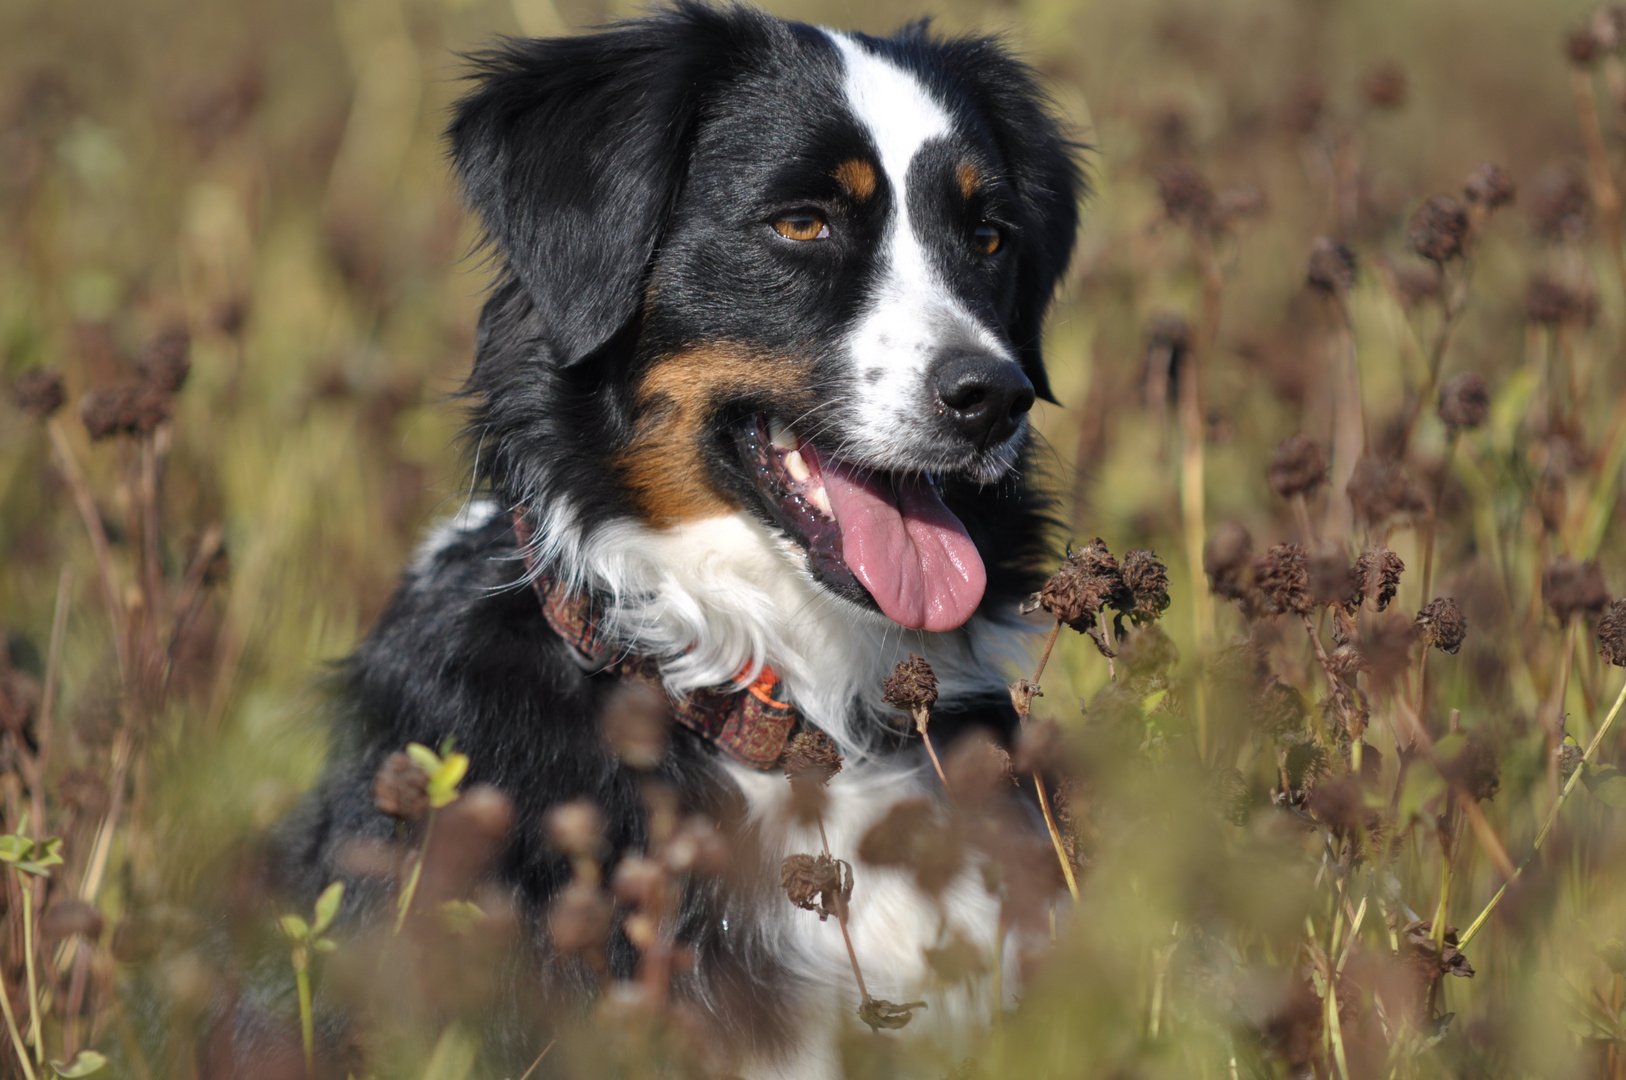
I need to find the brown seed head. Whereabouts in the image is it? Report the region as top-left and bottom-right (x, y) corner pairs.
(1308, 547), (1361, 609)
(1437, 372), (1490, 431)
(1118, 549), (1171, 625)
(1568, 25), (1604, 66)
(1032, 539), (1123, 631)
(1440, 733), (1500, 803)
(547, 880), (612, 955)
(857, 798), (962, 896)
(1407, 195), (1469, 263)
(611, 855), (665, 907)
(599, 682), (670, 770)
(11, 371), (64, 419)
(1118, 624), (1180, 676)
(1255, 543), (1313, 617)
(1268, 434), (1327, 499)
(781, 729), (844, 788)
(1280, 77), (1325, 136)
(1360, 612), (1419, 687)
(1415, 597), (1467, 654)
(39, 901), (103, 942)
(1307, 777), (1374, 839)
(135, 326), (191, 393)
(780, 853), (851, 921)
(1601, 598), (1626, 667)
(1543, 558), (1611, 621)
(543, 800), (606, 860)
(1353, 547), (1406, 612)
(1462, 163), (1516, 211)
(942, 732), (1017, 806)
(373, 750), (430, 822)
(1305, 237), (1357, 295)
(1524, 274), (1596, 326)
(858, 997), (927, 1032)
(80, 381), (171, 440)
(1359, 61), (1408, 109)
(1257, 677), (1306, 738)
(1155, 163), (1215, 225)
(1529, 163), (1591, 240)
(1204, 521), (1256, 605)
(1346, 457), (1428, 528)
(882, 655), (938, 712)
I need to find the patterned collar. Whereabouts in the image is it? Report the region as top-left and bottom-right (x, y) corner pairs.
(513, 514), (801, 770)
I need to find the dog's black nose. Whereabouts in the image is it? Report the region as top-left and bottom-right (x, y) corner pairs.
(932, 352), (1036, 449)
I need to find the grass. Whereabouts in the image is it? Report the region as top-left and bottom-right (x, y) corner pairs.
(3, 0), (1626, 1076)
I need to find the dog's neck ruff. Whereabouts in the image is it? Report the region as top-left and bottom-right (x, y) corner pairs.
(515, 513), (803, 769)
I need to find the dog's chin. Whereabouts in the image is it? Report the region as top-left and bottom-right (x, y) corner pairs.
(730, 414), (994, 634)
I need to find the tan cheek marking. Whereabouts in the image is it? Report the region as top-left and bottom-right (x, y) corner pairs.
(833, 158), (877, 201)
(617, 348), (816, 528)
(957, 162), (981, 201)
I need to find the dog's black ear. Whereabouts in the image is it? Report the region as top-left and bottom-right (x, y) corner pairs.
(449, 7), (741, 368)
(930, 39), (1084, 404)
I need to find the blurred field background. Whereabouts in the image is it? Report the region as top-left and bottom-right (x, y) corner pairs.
(4, 0), (1626, 1075)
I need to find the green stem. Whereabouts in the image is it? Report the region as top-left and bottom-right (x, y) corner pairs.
(0, 951), (37, 1080)
(21, 877), (40, 1070)
(296, 964), (313, 1075)
(1458, 676), (1626, 948)
(393, 810), (437, 934)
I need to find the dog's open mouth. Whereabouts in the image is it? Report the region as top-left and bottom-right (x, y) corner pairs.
(735, 416), (987, 632)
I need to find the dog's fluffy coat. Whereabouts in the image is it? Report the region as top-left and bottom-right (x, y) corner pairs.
(278, 5), (1081, 1075)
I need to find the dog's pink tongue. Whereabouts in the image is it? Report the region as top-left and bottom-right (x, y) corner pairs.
(812, 451), (986, 632)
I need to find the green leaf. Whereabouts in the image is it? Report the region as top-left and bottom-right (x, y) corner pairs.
(438, 899), (485, 935)
(16, 838), (64, 877)
(312, 937), (339, 954)
(406, 743), (442, 775)
(420, 1022), (478, 1080)
(1398, 760), (1445, 823)
(50, 1050), (108, 1078)
(312, 881), (345, 934)
(279, 914), (310, 940)
(427, 753), (470, 809)
(1583, 764), (1626, 807)
(0, 835), (33, 862)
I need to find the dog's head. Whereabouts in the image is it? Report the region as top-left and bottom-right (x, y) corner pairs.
(452, 3), (1081, 634)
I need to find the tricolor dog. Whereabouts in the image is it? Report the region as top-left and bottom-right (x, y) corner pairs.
(281, 4), (1081, 1074)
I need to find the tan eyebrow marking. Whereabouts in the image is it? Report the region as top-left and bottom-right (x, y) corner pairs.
(833, 158), (878, 201)
(956, 162), (981, 201)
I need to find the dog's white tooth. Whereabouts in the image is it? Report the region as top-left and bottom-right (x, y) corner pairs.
(769, 418), (798, 450)
(811, 485), (833, 516)
(784, 449), (810, 482)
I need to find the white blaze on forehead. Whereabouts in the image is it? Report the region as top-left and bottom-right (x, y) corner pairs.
(823, 32), (1016, 472)
(827, 33), (950, 192)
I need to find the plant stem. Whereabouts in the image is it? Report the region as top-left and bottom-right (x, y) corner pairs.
(0, 959), (37, 1080)
(45, 418), (126, 679)
(394, 810), (437, 933)
(296, 964), (314, 1074)
(1032, 618), (1062, 684)
(1573, 66), (1626, 295)
(1033, 776), (1079, 902)
(1021, 617), (1080, 901)
(914, 707), (950, 793)
(1458, 676), (1626, 949)
(22, 876), (41, 1070)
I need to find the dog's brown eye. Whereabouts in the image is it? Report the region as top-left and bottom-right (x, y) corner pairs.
(974, 222), (1001, 255)
(773, 213), (829, 242)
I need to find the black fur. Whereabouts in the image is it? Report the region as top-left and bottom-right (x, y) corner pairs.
(262, 4), (1082, 1069)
